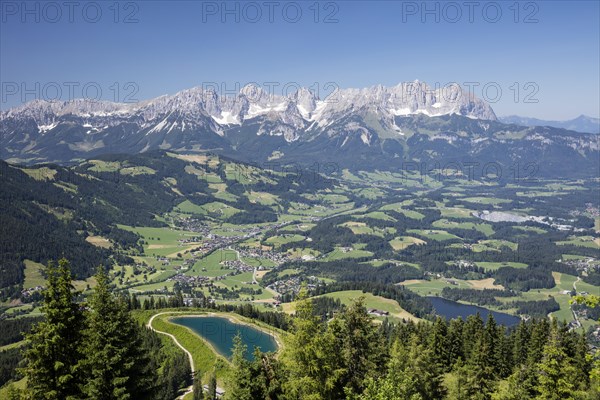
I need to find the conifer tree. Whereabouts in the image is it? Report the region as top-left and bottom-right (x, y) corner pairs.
(535, 325), (577, 400)
(21, 258), (84, 400)
(80, 267), (155, 400)
(447, 318), (465, 368)
(491, 366), (532, 400)
(280, 287), (329, 399)
(207, 373), (217, 400)
(193, 371), (205, 400)
(428, 317), (450, 372)
(338, 296), (386, 395)
(225, 333), (253, 400)
(512, 321), (531, 366)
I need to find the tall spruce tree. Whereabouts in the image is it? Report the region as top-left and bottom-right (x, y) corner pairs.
(535, 325), (578, 400)
(80, 267), (155, 400)
(281, 287), (330, 399)
(21, 258), (84, 400)
(225, 333), (253, 400)
(193, 371), (205, 400)
(207, 373), (217, 400)
(338, 296), (387, 395)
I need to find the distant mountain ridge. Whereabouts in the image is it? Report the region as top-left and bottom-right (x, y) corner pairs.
(499, 115), (600, 134)
(0, 81), (598, 179)
(1, 80), (496, 127)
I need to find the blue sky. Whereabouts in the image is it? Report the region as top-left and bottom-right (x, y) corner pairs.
(1, 0), (598, 119)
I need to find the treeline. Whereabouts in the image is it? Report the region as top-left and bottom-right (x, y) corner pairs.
(583, 271), (600, 286)
(508, 297), (561, 318)
(494, 267), (556, 291)
(223, 291), (599, 400)
(311, 296), (344, 319)
(439, 288), (563, 318)
(0, 316), (43, 347)
(440, 287), (515, 307)
(312, 281), (433, 319)
(124, 291), (290, 331)
(0, 348), (21, 388)
(276, 259), (424, 285)
(3, 259), (191, 400)
(0, 163), (111, 290)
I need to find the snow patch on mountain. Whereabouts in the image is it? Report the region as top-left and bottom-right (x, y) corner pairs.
(1, 80), (497, 146)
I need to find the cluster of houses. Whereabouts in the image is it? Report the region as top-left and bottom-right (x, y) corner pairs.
(452, 260), (476, 269)
(155, 257), (171, 266)
(235, 245), (294, 265)
(561, 257), (600, 274)
(267, 275), (322, 297)
(222, 259), (254, 273)
(168, 273), (210, 286)
(21, 285), (44, 299)
(570, 203), (600, 219)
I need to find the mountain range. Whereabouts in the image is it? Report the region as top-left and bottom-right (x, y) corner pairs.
(499, 115), (600, 134)
(1, 81), (598, 178)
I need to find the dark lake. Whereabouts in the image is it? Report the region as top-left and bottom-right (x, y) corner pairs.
(429, 297), (521, 327)
(171, 316), (278, 361)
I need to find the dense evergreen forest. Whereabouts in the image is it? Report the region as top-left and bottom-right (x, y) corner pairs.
(5, 258), (599, 400)
(3, 259), (192, 400)
(223, 289), (600, 400)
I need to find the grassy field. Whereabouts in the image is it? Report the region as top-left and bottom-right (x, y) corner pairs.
(475, 262), (528, 271)
(21, 166), (57, 181)
(118, 225), (201, 257)
(400, 277), (505, 296)
(379, 203), (425, 219)
(389, 236), (426, 250)
(461, 197), (512, 205)
(0, 378), (26, 399)
(432, 219), (495, 236)
(22, 267), (98, 293)
(265, 234), (307, 247)
(282, 290), (421, 322)
(322, 245), (373, 261)
(516, 190), (568, 198)
(407, 229), (460, 241)
(514, 226), (547, 234)
(489, 272), (598, 326)
(186, 250), (239, 277)
(85, 235), (112, 249)
(246, 191), (279, 206)
(288, 201), (356, 218)
(181, 250), (275, 301)
(241, 256), (277, 268)
(557, 236), (600, 249)
(357, 211), (397, 221)
(340, 221), (396, 237)
(400, 279), (473, 295)
(475, 240), (518, 252)
(210, 184), (238, 202)
(23, 260), (46, 289)
(174, 200), (241, 219)
(439, 207), (476, 219)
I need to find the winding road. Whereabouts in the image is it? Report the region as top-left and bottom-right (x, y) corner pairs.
(147, 312), (195, 399)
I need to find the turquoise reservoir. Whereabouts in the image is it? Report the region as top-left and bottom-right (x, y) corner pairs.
(171, 316), (278, 360)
